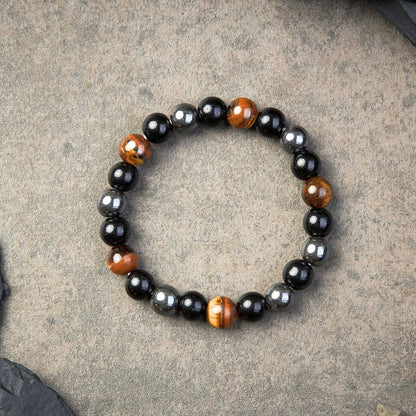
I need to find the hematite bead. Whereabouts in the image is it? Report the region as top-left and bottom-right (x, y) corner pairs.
(302, 238), (329, 266)
(227, 97), (258, 129)
(142, 113), (172, 144)
(100, 216), (130, 246)
(206, 296), (238, 329)
(291, 150), (320, 180)
(302, 176), (332, 208)
(151, 285), (180, 316)
(197, 97), (227, 126)
(180, 291), (207, 321)
(303, 208), (332, 237)
(97, 188), (126, 217)
(170, 103), (198, 129)
(107, 245), (138, 275)
(281, 126), (309, 153)
(256, 107), (286, 137)
(119, 134), (152, 166)
(237, 292), (266, 322)
(265, 283), (294, 311)
(108, 162), (138, 192)
(125, 269), (155, 300)
(283, 259), (313, 290)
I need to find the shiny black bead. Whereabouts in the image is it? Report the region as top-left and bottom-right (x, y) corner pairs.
(125, 269), (155, 300)
(100, 216), (130, 246)
(291, 151), (320, 180)
(170, 103), (198, 129)
(108, 162), (138, 192)
(97, 188), (126, 217)
(237, 292), (266, 321)
(179, 291), (207, 321)
(304, 208), (333, 237)
(197, 97), (227, 126)
(256, 107), (286, 137)
(283, 259), (313, 290)
(142, 113), (172, 144)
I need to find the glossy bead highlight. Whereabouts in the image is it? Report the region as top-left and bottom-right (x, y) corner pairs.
(303, 208), (333, 237)
(180, 291), (207, 321)
(256, 107), (286, 137)
(302, 238), (329, 266)
(265, 283), (294, 311)
(125, 269), (155, 300)
(198, 96), (227, 126)
(97, 188), (126, 217)
(283, 259), (313, 290)
(237, 292), (266, 322)
(151, 285), (180, 316)
(206, 296), (238, 329)
(227, 97), (258, 129)
(170, 103), (198, 129)
(291, 150), (320, 180)
(100, 217), (130, 246)
(108, 162), (138, 192)
(142, 113), (172, 144)
(119, 134), (152, 165)
(107, 245), (138, 275)
(281, 126), (309, 153)
(302, 176), (332, 208)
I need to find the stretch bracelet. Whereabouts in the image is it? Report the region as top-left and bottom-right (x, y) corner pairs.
(97, 97), (333, 329)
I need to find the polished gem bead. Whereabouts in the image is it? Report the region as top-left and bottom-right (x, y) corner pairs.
(302, 238), (329, 266)
(283, 259), (314, 290)
(302, 176), (332, 208)
(170, 103), (198, 129)
(125, 269), (155, 300)
(256, 107), (286, 137)
(151, 285), (180, 316)
(197, 96), (227, 126)
(281, 126), (309, 153)
(180, 291), (207, 321)
(97, 188), (126, 217)
(265, 283), (294, 311)
(108, 162), (138, 192)
(100, 217), (129, 246)
(227, 97), (258, 129)
(303, 208), (333, 237)
(291, 150), (320, 180)
(107, 245), (138, 275)
(237, 292), (266, 322)
(142, 113), (172, 144)
(119, 134), (152, 165)
(206, 296), (238, 329)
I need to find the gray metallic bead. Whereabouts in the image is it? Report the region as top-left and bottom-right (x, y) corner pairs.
(302, 237), (329, 266)
(170, 103), (198, 129)
(97, 188), (126, 217)
(265, 283), (294, 311)
(151, 285), (180, 316)
(281, 126), (309, 153)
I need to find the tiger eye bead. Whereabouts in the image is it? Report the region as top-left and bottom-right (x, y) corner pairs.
(206, 296), (238, 329)
(107, 245), (138, 275)
(227, 97), (258, 129)
(302, 176), (332, 208)
(119, 134), (152, 166)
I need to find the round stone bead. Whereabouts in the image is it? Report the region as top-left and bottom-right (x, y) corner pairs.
(179, 291), (207, 321)
(265, 283), (294, 311)
(125, 269), (155, 300)
(227, 97), (258, 129)
(119, 134), (152, 165)
(281, 126), (309, 153)
(151, 285), (180, 316)
(97, 188), (126, 217)
(283, 259), (314, 290)
(100, 217), (130, 246)
(107, 245), (138, 275)
(170, 103), (198, 129)
(142, 113), (172, 144)
(237, 292), (266, 322)
(303, 208), (333, 237)
(256, 107), (286, 137)
(206, 296), (238, 329)
(197, 96), (227, 126)
(108, 162), (138, 192)
(302, 176), (332, 208)
(291, 151), (320, 180)
(302, 238), (329, 266)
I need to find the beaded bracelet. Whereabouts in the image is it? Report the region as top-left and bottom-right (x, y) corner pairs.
(97, 97), (333, 329)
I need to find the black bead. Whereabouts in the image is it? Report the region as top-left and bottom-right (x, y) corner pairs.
(108, 162), (138, 192)
(100, 217), (130, 246)
(291, 150), (320, 180)
(283, 259), (313, 290)
(125, 269), (155, 300)
(303, 208), (333, 237)
(142, 113), (172, 144)
(256, 107), (286, 137)
(170, 103), (198, 129)
(197, 97), (227, 126)
(237, 292), (266, 321)
(179, 291), (207, 321)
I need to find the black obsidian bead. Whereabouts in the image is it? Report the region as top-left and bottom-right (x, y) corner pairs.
(283, 259), (314, 290)
(142, 113), (172, 144)
(303, 208), (333, 237)
(97, 188), (126, 217)
(100, 216), (130, 246)
(291, 150), (320, 180)
(197, 97), (227, 126)
(179, 291), (208, 321)
(108, 162), (138, 192)
(256, 107), (286, 137)
(237, 292), (266, 321)
(170, 103), (198, 129)
(125, 269), (155, 300)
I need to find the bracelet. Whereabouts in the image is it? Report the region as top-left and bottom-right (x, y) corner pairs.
(97, 97), (333, 329)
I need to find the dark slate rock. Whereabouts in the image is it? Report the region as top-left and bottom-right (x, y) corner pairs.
(0, 358), (76, 416)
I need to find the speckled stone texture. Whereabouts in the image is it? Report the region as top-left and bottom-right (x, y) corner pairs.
(0, 1), (415, 415)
